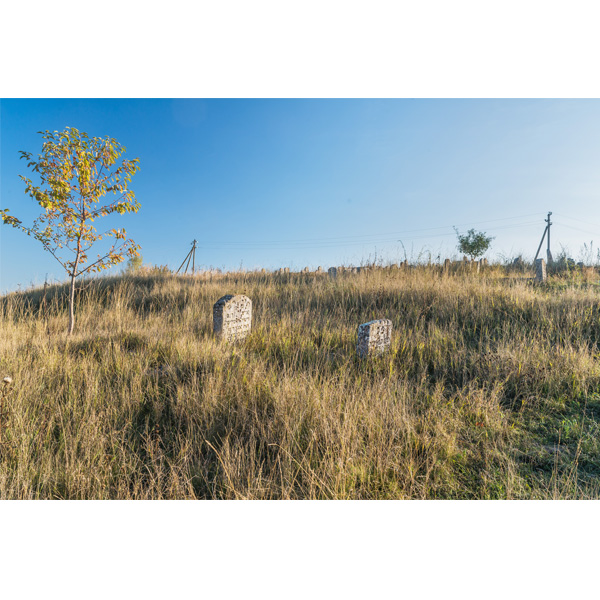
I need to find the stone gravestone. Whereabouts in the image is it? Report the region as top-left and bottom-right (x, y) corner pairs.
(213, 295), (252, 342)
(302, 267), (309, 274)
(444, 258), (450, 271)
(328, 267), (337, 279)
(535, 258), (547, 283)
(316, 266), (323, 273)
(284, 267), (290, 274)
(356, 319), (393, 358)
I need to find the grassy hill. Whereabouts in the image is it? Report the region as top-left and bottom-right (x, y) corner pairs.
(2, 264), (600, 499)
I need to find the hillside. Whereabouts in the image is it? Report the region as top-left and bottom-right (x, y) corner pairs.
(1, 264), (600, 499)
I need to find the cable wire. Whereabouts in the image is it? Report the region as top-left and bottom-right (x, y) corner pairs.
(195, 212), (543, 247)
(196, 220), (542, 251)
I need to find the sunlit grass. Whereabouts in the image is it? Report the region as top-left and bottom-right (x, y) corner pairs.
(1, 264), (600, 498)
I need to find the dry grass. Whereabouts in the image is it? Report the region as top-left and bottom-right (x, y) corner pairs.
(1, 264), (600, 499)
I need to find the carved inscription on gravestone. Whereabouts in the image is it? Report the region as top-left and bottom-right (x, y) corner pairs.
(356, 319), (392, 358)
(213, 294), (252, 341)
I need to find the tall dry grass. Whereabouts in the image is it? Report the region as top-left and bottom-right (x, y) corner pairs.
(1, 264), (600, 499)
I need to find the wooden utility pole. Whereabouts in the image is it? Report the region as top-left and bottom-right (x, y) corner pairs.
(176, 240), (198, 275)
(545, 212), (552, 263)
(191, 239), (197, 274)
(534, 212), (552, 263)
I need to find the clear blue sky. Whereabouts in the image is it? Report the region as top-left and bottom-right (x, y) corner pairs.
(2, 98), (600, 292)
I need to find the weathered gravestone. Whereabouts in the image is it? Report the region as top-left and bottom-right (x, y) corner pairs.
(356, 319), (393, 358)
(316, 266), (323, 273)
(213, 295), (252, 341)
(444, 258), (451, 271)
(328, 267), (337, 279)
(535, 258), (547, 283)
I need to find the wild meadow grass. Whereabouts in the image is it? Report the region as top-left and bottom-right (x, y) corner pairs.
(1, 264), (600, 499)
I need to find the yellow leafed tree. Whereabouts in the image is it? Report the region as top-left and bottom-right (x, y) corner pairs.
(1, 127), (141, 334)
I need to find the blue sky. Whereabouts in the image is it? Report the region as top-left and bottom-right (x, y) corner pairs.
(2, 98), (600, 292)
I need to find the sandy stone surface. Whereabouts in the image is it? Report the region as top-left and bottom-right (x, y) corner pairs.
(213, 294), (252, 341)
(356, 319), (392, 358)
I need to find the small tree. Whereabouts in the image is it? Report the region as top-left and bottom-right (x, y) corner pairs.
(1, 127), (141, 335)
(454, 227), (494, 261)
(125, 254), (143, 274)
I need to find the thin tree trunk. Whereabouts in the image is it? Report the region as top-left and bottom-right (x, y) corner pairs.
(68, 272), (76, 335)
(68, 230), (83, 336)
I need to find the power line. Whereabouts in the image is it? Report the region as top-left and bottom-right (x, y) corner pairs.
(175, 211), (600, 266)
(556, 223), (600, 237)
(195, 212), (543, 248)
(201, 216), (543, 247)
(553, 212), (600, 231)
(196, 220), (542, 251)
